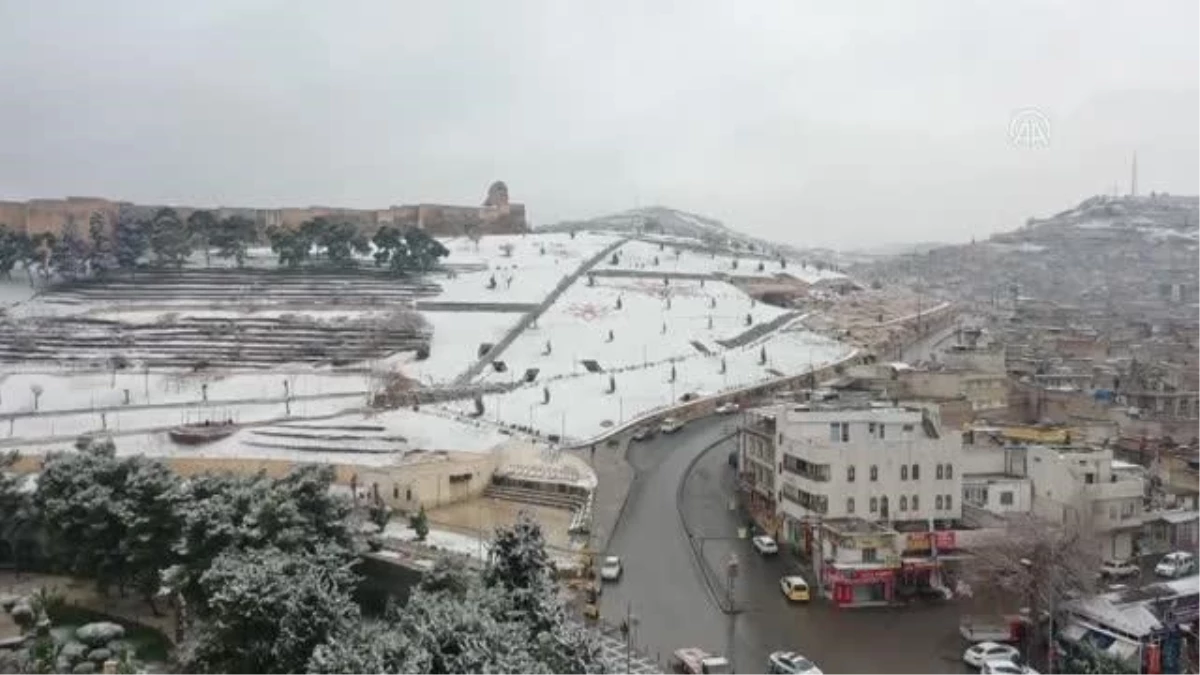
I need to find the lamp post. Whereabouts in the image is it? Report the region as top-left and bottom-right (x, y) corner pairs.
(725, 553), (739, 673)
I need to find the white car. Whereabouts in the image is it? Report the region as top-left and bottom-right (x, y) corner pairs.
(660, 417), (684, 434)
(1155, 551), (1196, 578)
(716, 402), (740, 414)
(599, 555), (623, 581)
(963, 642), (1021, 668)
(752, 535), (779, 555)
(981, 659), (1038, 674)
(767, 651), (822, 675)
(1099, 559), (1140, 580)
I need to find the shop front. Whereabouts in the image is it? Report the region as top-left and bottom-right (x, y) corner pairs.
(823, 566), (897, 608)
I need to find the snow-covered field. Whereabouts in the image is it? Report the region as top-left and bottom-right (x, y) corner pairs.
(445, 318), (852, 442)
(476, 278), (787, 383)
(605, 238), (845, 284)
(0, 369), (370, 415)
(1, 227), (855, 456)
(388, 311), (519, 384)
(429, 232), (620, 304)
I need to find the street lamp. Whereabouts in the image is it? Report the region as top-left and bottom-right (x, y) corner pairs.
(725, 553), (739, 673)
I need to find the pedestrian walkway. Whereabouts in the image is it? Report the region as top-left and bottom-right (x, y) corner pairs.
(565, 436), (634, 551)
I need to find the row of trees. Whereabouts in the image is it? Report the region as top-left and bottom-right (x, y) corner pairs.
(0, 210), (451, 285)
(0, 442), (604, 673)
(265, 218), (449, 273)
(0, 209), (258, 284)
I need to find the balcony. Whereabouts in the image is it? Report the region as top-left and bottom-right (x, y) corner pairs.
(1082, 479), (1144, 502)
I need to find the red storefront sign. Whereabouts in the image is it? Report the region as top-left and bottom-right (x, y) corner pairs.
(829, 567), (895, 584)
(906, 531), (956, 551)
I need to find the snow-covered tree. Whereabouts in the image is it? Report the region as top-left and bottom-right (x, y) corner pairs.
(87, 211), (117, 276)
(149, 207), (194, 268)
(49, 218), (89, 281)
(113, 213), (148, 277)
(180, 547), (361, 674)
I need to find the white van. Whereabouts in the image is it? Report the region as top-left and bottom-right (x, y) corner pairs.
(1155, 551), (1196, 578)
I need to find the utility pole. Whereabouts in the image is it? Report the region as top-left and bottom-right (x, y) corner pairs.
(725, 553), (739, 673)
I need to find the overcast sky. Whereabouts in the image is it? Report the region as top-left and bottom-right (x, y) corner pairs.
(1, 1), (1196, 248)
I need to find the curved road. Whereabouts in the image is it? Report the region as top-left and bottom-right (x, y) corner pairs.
(600, 416), (966, 674)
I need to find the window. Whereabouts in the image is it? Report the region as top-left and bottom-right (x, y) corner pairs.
(842, 422), (849, 442)
(936, 464), (944, 479)
(936, 495), (944, 509)
(999, 491), (1014, 506)
(868, 422), (876, 435)
(911, 464), (920, 480)
(880, 496), (889, 516)
(869, 497), (878, 513)
(829, 423), (840, 442)
(911, 495), (919, 511)
(946, 464), (953, 479)
(862, 548), (878, 563)
(944, 495), (953, 510)
(846, 497), (855, 514)
(1084, 473), (1095, 484)
(879, 424), (886, 439)
(900, 496), (908, 511)
(901, 465), (908, 480)
(902, 424), (914, 432)
(847, 465), (856, 482)
(870, 465), (878, 481)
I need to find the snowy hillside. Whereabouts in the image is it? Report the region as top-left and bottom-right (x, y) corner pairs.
(541, 206), (802, 259)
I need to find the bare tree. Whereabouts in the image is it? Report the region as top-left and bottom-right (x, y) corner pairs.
(964, 512), (1102, 666)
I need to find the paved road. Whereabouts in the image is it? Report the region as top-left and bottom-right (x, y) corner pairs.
(600, 415), (970, 674)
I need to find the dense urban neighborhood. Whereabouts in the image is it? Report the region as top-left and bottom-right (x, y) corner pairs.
(0, 185), (1195, 674)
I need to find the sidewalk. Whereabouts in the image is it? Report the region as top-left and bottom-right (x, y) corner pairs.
(565, 435), (634, 553)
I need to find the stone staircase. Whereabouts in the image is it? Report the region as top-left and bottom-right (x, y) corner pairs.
(483, 483), (588, 511)
(715, 310), (804, 349)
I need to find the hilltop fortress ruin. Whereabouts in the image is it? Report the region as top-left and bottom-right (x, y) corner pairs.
(0, 180), (529, 238)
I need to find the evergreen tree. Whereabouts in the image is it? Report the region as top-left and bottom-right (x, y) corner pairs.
(113, 213), (149, 277)
(186, 210), (218, 267)
(0, 225), (23, 280)
(87, 211), (117, 276)
(49, 217), (90, 281)
(149, 207), (193, 267)
(211, 215), (257, 267)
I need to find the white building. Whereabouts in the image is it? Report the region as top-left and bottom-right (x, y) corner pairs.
(961, 444), (1146, 560)
(773, 404), (963, 537)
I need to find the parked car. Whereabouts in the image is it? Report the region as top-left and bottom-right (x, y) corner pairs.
(779, 575), (811, 602)
(767, 651), (822, 674)
(1155, 551), (1196, 578)
(715, 402), (740, 414)
(600, 556), (623, 581)
(671, 648), (731, 674)
(963, 642), (1021, 668)
(660, 417), (684, 434)
(980, 659), (1038, 674)
(752, 535), (779, 555)
(1099, 558), (1140, 580)
(631, 426), (656, 441)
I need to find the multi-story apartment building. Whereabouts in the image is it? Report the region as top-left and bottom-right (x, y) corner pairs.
(742, 400), (965, 607)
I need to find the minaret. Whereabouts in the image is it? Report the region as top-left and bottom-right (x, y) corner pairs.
(1131, 152), (1138, 197)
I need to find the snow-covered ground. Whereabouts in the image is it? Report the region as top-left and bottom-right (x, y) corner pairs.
(0, 279), (37, 309)
(445, 318), (852, 443)
(476, 278), (787, 382)
(604, 238), (845, 284)
(429, 232), (620, 304)
(0, 369), (371, 415)
(388, 311), (519, 384)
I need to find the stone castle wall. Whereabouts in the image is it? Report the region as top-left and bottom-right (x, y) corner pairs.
(0, 182), (529, 239)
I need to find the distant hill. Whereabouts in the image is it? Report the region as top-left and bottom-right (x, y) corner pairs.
(856, 193), (1199, 311)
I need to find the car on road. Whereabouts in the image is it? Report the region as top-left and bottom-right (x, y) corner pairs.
(779, 575), (811, 602)
(767, 651), (822, 674)
(1099, 558), (1140, 580)
(980, 659), (1038, 674)
(631, 425), (656, 441)
(752, 535), (779, 555)
(671, 648), (731, 674)
(715, 402), (740, 414)
(963, 642), (1021, 668)
(1155, 551), (1196, 578)
(660, 417), (684, 434)
(599, 556), (623, 581)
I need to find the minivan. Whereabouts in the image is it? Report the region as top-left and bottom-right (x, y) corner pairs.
(1155, 551), (1196, 578)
